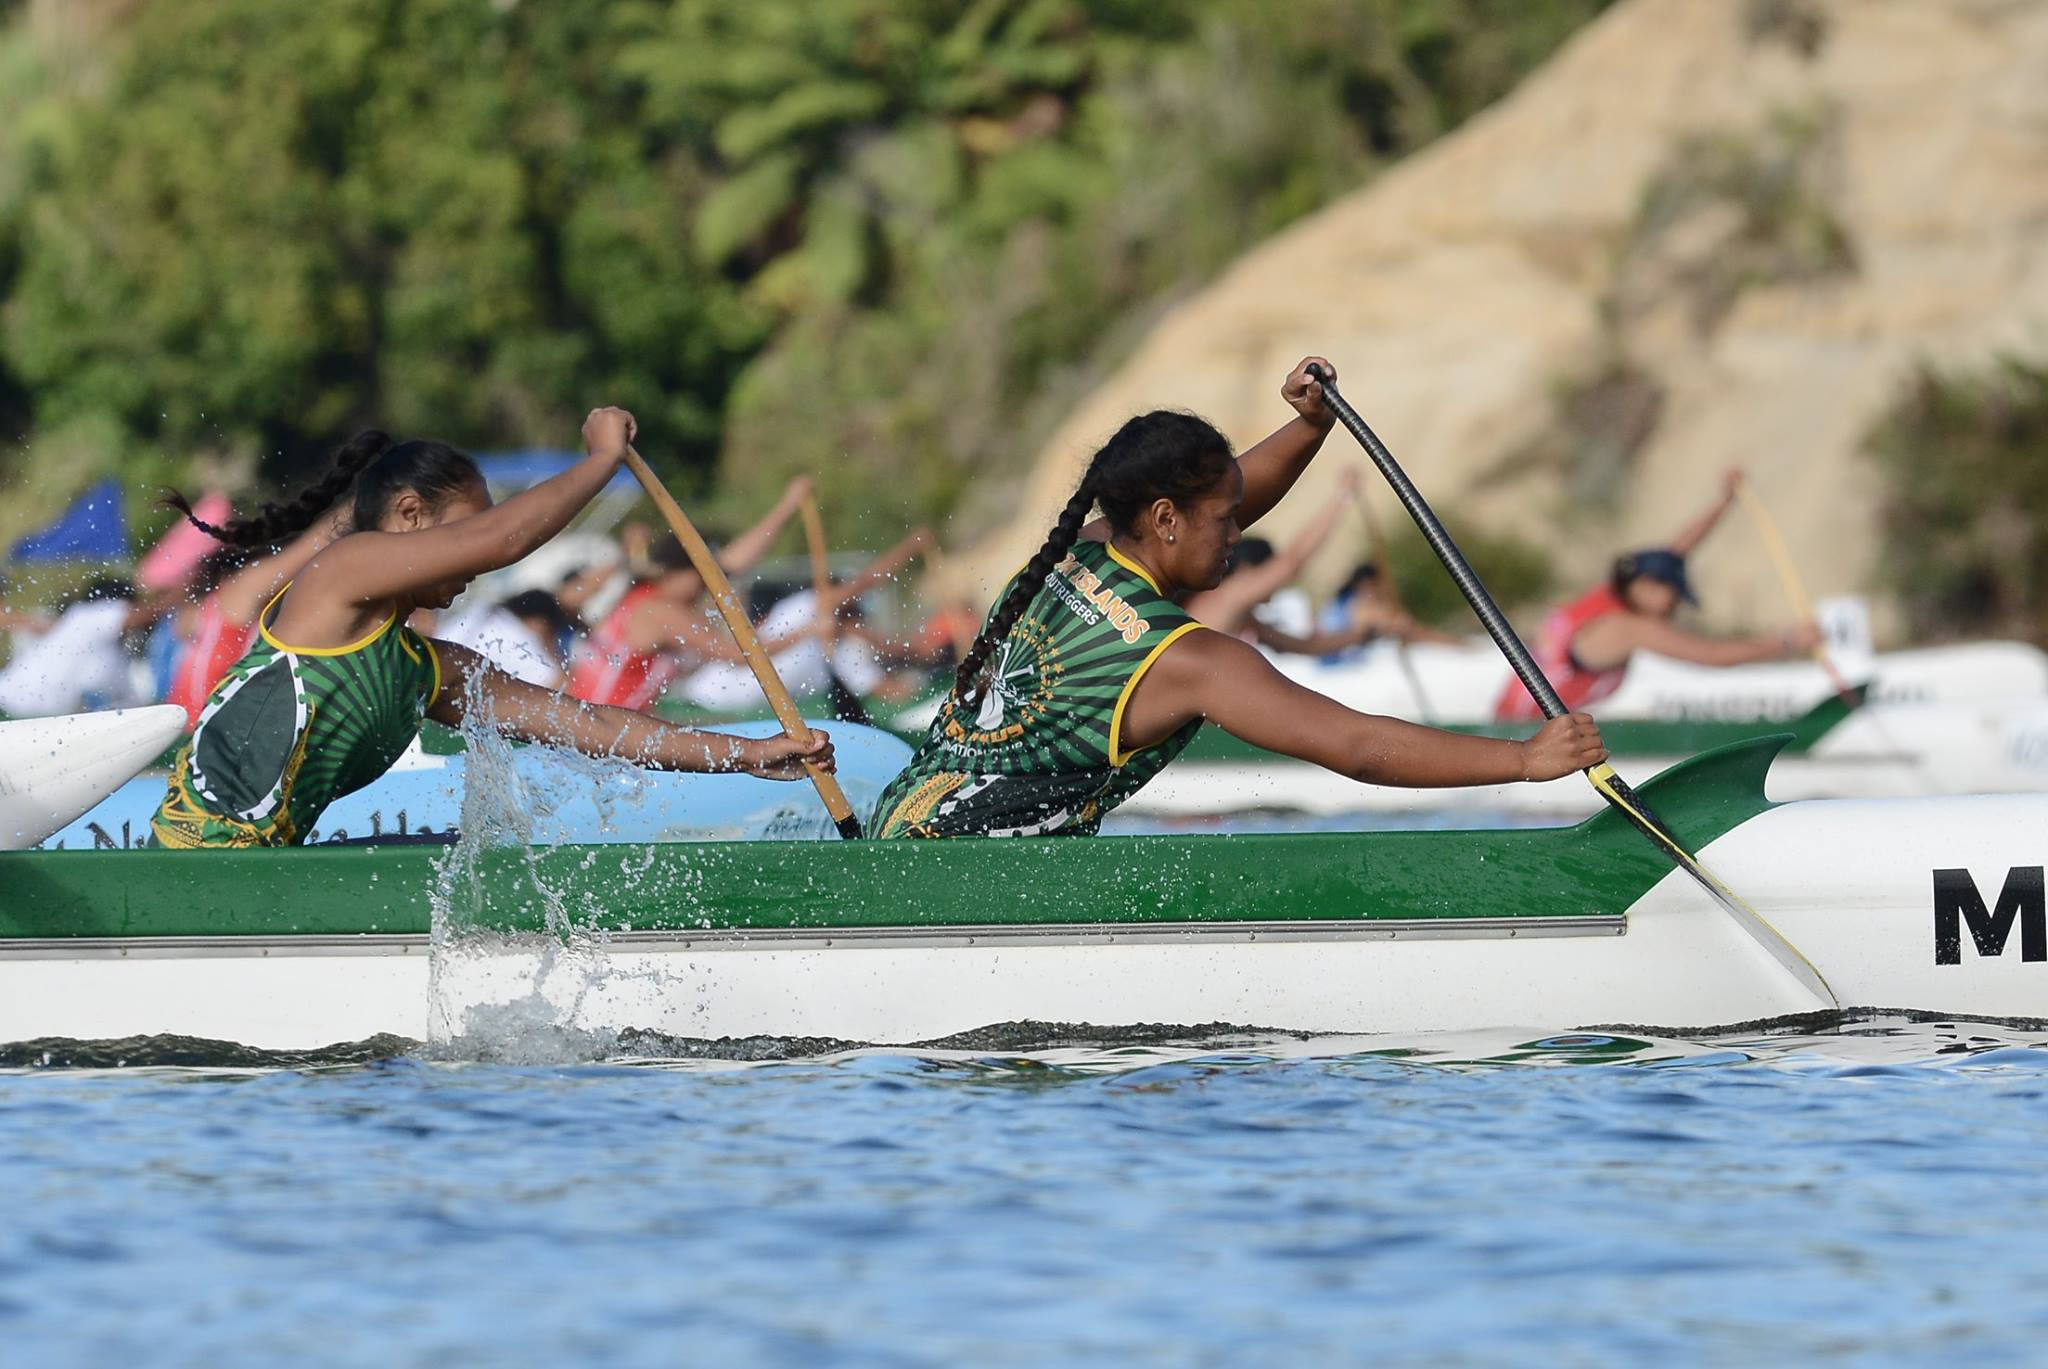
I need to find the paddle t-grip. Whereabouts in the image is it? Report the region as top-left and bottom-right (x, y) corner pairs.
(1305, 363), (1567, 722)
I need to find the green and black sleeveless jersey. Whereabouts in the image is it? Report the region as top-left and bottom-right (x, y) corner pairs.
(875, 538), (1206, 838)
(151, 588), (442, 848)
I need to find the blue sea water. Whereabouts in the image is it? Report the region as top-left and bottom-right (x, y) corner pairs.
(6, 1022), (2048, 1367)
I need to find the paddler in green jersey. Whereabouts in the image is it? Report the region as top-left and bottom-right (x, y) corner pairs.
(875, 357), (1609, 838)
(152, 407), (833, 849)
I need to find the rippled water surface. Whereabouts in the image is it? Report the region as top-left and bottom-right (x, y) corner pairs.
(6, 1020), (2048, 1367)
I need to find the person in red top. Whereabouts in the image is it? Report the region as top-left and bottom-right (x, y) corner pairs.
(568, 476), (814, 710)
(163, 513), (345, 727)
(1495, 470), (1820, 722)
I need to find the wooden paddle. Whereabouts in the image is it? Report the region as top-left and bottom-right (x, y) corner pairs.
(1351, 481), (1437, 722)
(1734, 484), (1858, 700)
(1305, 364), (1836, 1008)
(797, 493), (876, 726)
(1735, 482), (1929, 788)
(623, 449), (863, 839)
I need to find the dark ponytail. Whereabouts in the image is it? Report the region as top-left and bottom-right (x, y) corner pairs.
(166, 430), (394, 549)
(952, 409), (1234, 705)
(168, 431), (485, 552)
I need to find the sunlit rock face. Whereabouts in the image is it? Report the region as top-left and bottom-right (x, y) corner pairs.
(960, 0), (2048, 639)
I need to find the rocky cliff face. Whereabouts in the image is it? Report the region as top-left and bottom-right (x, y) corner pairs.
(958, 0), (2048, 640)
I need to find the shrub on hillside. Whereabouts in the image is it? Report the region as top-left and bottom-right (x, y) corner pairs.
(1867, 356), (2048, 643)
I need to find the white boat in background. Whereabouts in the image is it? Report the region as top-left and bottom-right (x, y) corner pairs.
(1096, 635), (2048, 819)
(1128, 694), (2048, 821)
(1272, 638), (2048, 725)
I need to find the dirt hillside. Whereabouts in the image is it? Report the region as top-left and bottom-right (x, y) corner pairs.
(957, 0), (2048, 638)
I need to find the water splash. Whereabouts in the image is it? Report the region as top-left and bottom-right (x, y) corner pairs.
(425, 680), (635, 1061)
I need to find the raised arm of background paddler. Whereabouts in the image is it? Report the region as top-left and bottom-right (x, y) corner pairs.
(716, 475), (816, 580)
(427, 640), (834, 780)
(1668, 467), (1744, 557)
(1232, 356), (1338, 530)
(314, 407), (635, 607)
(1126, 628), (1607, 788)
(821, 527), (937, 612)
(1188, 475), (1353, 632)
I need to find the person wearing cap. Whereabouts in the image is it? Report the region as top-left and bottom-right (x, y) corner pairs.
(1494, 470), (1819, 722)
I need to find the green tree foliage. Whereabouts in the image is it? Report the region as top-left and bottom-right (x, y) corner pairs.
(1866, 357), (2048, 643)
(0, 0), (1611, 538)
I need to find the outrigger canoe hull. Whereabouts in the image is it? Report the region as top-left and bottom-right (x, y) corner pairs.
(2, 738), (2042, 1049)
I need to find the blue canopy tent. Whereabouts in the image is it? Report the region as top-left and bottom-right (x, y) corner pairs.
(9, 479), (129, 564)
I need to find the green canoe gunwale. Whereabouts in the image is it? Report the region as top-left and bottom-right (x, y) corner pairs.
(0, 737), (1789, 943)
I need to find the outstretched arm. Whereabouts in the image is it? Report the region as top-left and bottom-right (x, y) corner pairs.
(718, 476), (814, 578)
(0, 604), (51, 633)
(1122, 628), (1606, 787)
(823, 527), (935, 611)
(1347, 598), (1463, 646)
(428, 640), (832, 779)
(1576, 613), (1819, 671)
(1669, 468), (1743, 557)
(1249, 620), (1371, 657)
(311, 407), (636, 609)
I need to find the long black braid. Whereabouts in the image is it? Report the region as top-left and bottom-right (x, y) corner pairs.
(167, 432), (484, 552)
(953, 475), (1097, 704)
(166, 430), (394, 550)
(953, 409), (1234, 706)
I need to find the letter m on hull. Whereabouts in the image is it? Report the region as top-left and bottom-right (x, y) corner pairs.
(1934, 866), (2046, 965)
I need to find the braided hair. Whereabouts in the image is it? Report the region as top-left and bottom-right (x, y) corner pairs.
(168, 431), (483, 550)
(953, 409), (1234, 705)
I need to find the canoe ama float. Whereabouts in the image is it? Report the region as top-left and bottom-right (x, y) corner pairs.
(3, 737), (2043, 1050)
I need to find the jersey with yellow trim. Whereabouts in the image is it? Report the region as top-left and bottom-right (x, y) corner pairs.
(874, 537), (1204, 838)
(151, 589), (441, 848)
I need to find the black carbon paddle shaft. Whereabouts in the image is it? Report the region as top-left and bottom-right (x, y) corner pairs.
(1306, 364), (1568, 722)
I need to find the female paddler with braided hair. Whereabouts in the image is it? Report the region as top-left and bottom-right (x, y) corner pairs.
(873, 358), (1606, 838)
(151, 407), (832, 849)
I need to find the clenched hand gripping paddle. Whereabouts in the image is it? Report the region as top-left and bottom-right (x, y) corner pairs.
(1304, 364), (1835, 1008)
(623, 448), (863, 839)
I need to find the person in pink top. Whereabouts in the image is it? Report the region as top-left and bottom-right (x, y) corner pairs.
(1495, 470), (1820, 722)
(566, 477), (814, 710)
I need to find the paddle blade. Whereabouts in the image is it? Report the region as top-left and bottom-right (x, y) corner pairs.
(1585, 762), (1837, 1008)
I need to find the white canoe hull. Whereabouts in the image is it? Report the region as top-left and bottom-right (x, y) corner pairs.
(5, 791), (2043, 1050)
(1275, 639), (2048, 722)
(1124, 698), (2048, 819)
